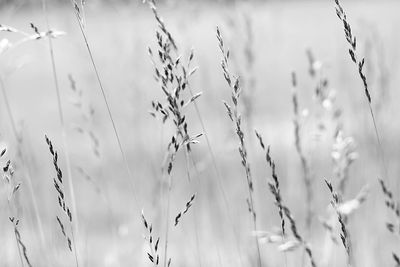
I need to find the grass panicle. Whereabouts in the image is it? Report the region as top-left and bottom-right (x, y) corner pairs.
(174, 193), (196, 227)
(332, 131), (358, 195)
(325, 179), (352, 267)
(2, 148), (33, 267)
(45, 135), (79, 267)
(68, 74), (100, 158)
(0, 23), (64, 55)
(142, 211), (162, 266)
(217, 26), (262, 267)
(306, 49), (343, 137)
(291, 72), (313, 232)
(379, 179), (400, 264)
(255, 131), (288, 266)
(255, 131), (285, 237)
(282, 206), (317, 267)
(225, 13), (256, 137)
(305, 49), (357, 195)
(254, 132), (316, 267)
(333, 0), (388, 183)
(9, 217), (33, 267)
(333, 0), (370, 103)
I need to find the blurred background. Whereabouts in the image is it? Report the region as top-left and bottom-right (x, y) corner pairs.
(1, 0), (399, 266)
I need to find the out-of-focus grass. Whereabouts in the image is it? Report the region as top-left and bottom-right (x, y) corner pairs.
(0, 1), (399, 266)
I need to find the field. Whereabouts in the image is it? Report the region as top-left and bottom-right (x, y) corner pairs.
(1, 1), (400, 266)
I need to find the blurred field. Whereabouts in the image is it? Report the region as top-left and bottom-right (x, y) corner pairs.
(1, 1), (400, 267)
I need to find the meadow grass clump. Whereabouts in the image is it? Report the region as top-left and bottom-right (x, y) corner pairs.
(0, 21), (65, 265)
(1, 2), (399, 266)
(332, 2), (394, 261)
(216, 26), (262, 267)
(145, 1), (203, 266)
(303, 51), (362, 265)
(145, 4), (246, 266)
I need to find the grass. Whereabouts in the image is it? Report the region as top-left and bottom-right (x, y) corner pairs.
(0, 1), (400, 266)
